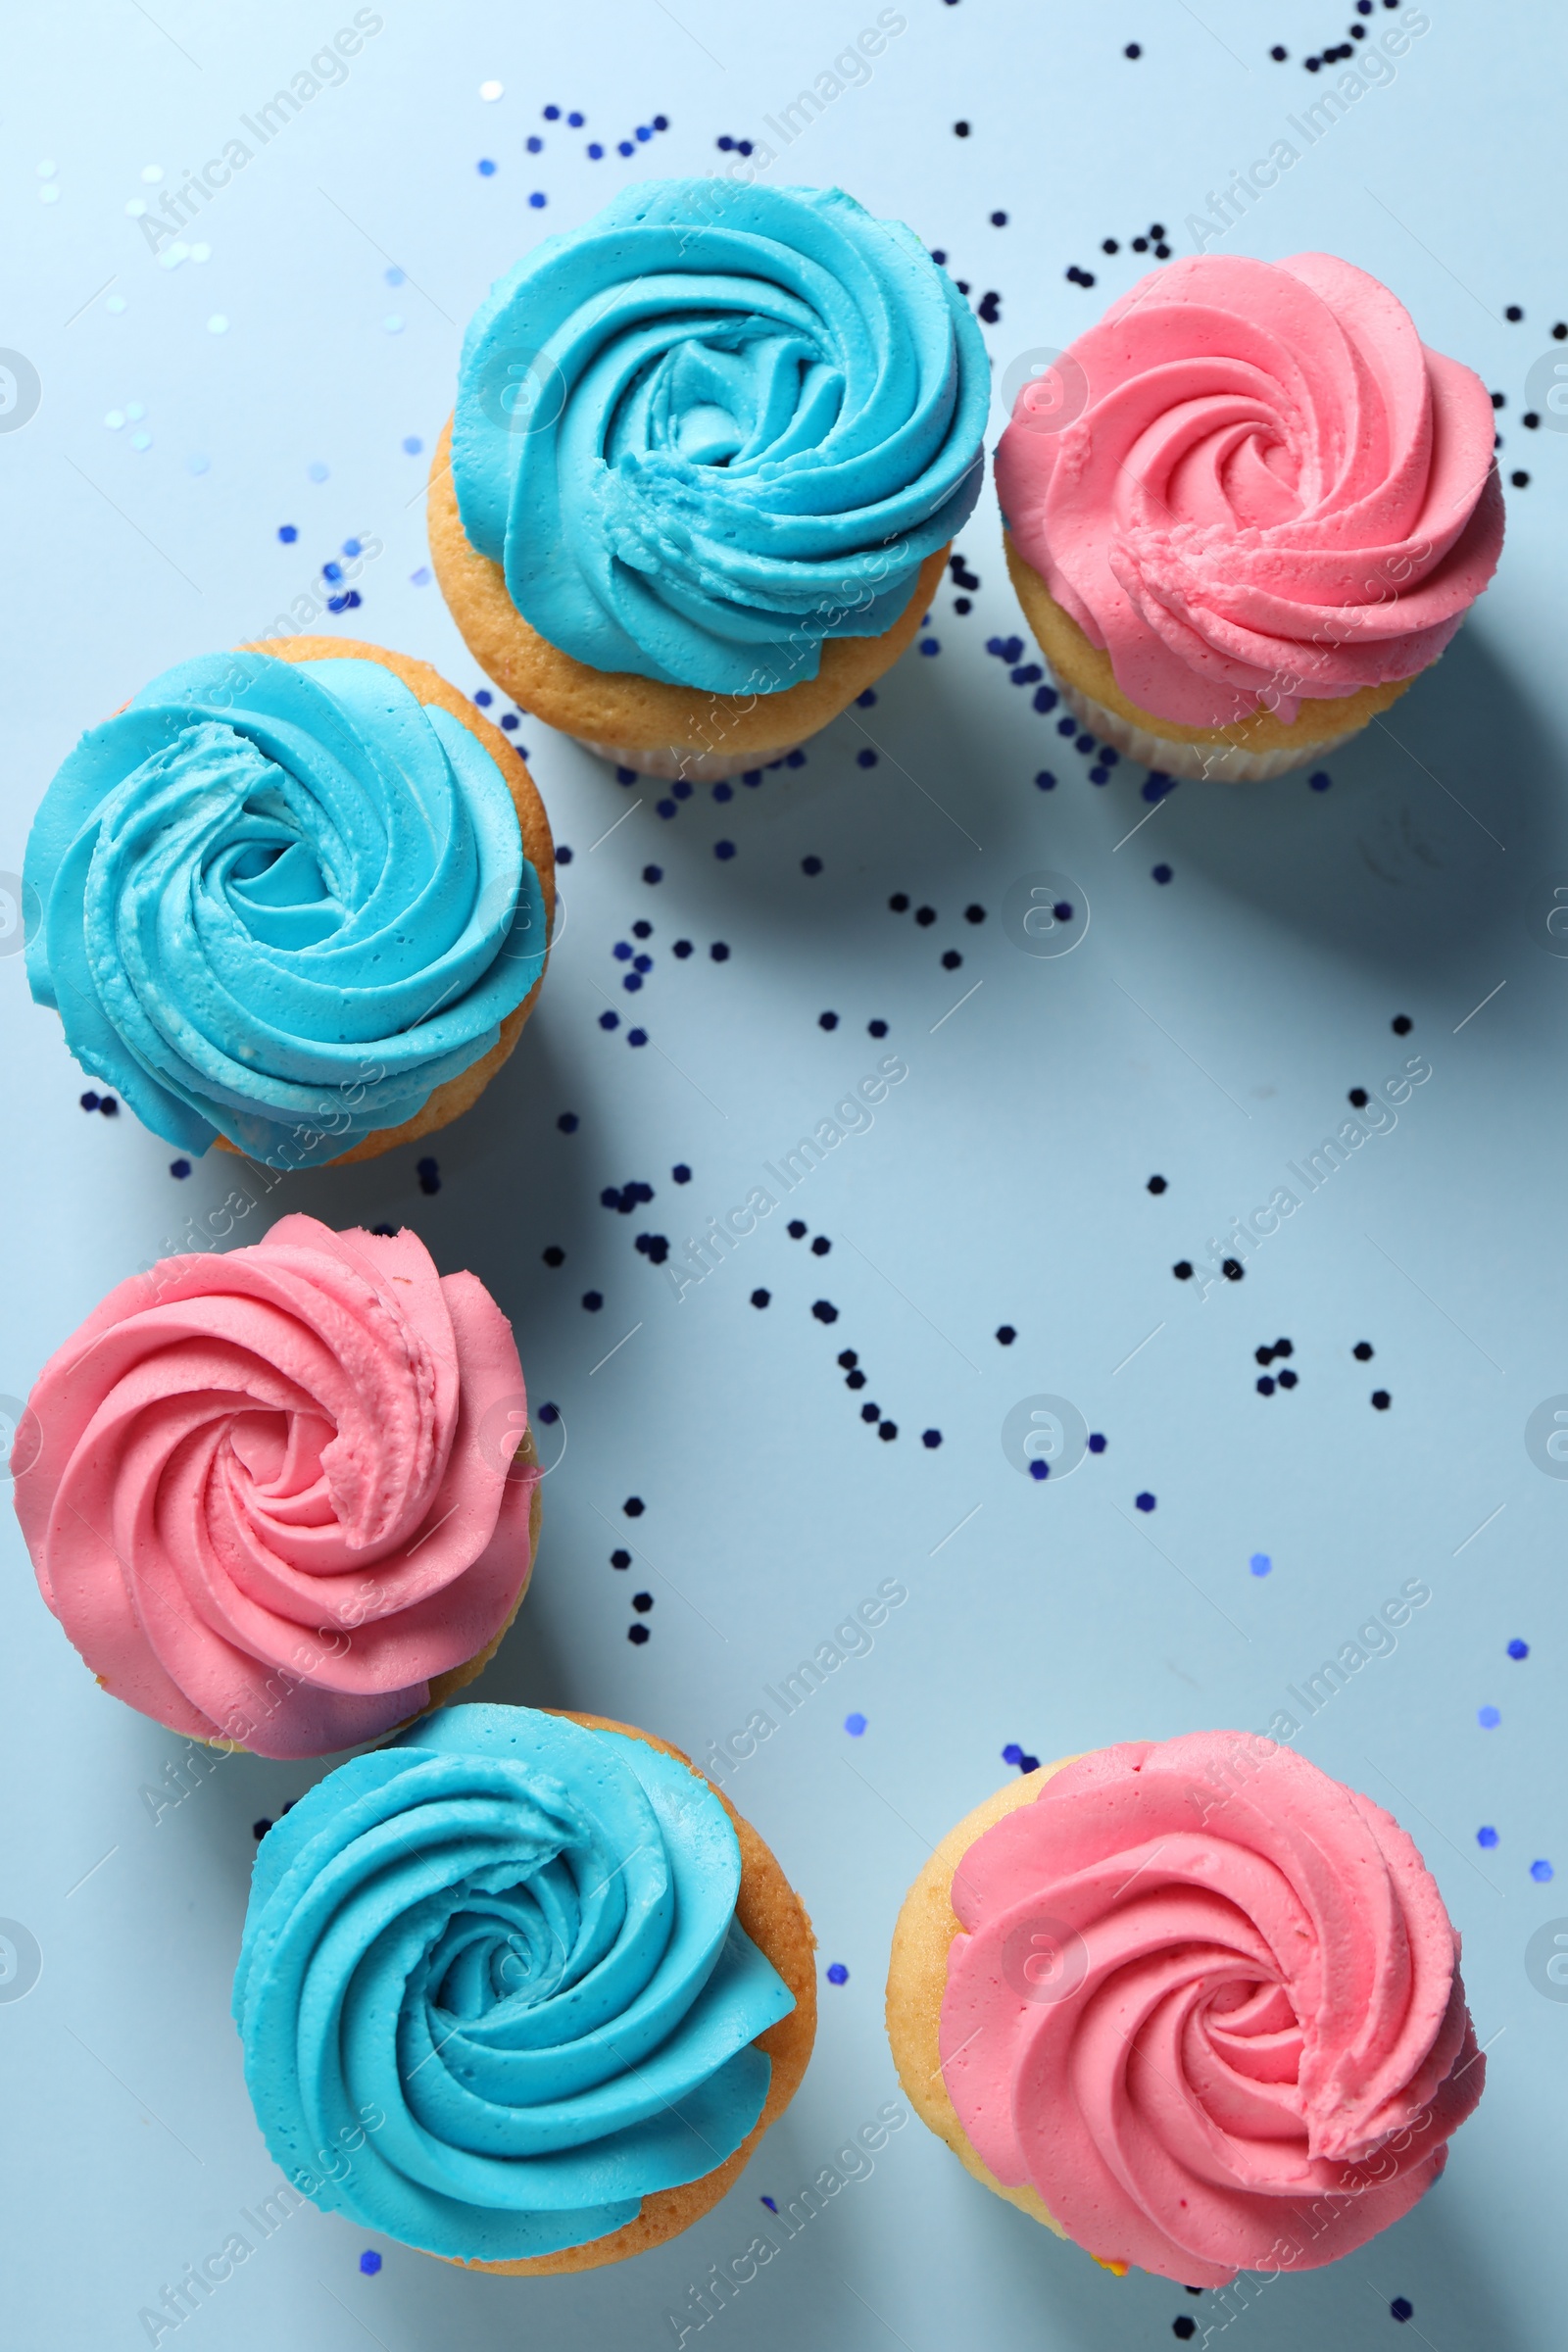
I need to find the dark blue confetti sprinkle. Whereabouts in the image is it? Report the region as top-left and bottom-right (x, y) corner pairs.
(1088, 1434), (1106, 1452)
(672, 1164), (692, 1184)
(277, 524), (297, 543)
(360, 2251), (381, 2276)
(826, 1963), (849, 1984)
(170, 1158), (191, 1179)
(599, 1010), (619, 1031)
(714, 840), (736, 859)
(922, 1429), (942, 1447)
(558, 1112), (579, 1133)
(582, 1292), (603, 1311)
(1136, 1492), (1156, 1512)
(812, 1300), (839, 1324)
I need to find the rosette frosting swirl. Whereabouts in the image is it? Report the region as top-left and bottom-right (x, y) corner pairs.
(14, 1217), (538, 1760)
(24, 651), (547, 1167)
(233, 1704), (796, 2261)
(996, 254), (1504, 727)
(452, 178), (988, 694)
(941, 1735), (1483, 2285)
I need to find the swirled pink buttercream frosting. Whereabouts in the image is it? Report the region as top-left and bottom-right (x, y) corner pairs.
(15, 1216), (538, 1759)
(940, 1735), (1483, 2285)
(996, 254), (1504, 727)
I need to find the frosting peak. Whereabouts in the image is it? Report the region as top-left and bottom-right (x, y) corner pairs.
(940, 1735), (1483, 2285)
(14, 1217), (538, 1758)
(24, 651), (547, 1167)
(233, 1705), (796, 2261)
(453, 179), (989, 695)
(996, 254), (1504, 727)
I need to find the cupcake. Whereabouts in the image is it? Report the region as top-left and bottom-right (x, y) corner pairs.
(887, 1733), (1484, 2284)
(430, 178), (988, 781)
(13, 1217), (541, 1759)
(997, 256), (1504, 782)
(233, 1702), (816, 2270)
(24, 638), (553, 1168)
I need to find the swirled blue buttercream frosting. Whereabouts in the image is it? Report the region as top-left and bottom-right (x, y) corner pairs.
(24, 652), (546, 1169)
(232, 1704), (796, 2262)
(452, 179), (989, 694)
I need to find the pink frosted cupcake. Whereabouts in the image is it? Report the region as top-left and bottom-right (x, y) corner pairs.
(887, 1733), (1485, 2284)
(13, 1216), (540, 1758)
(997, 255), (1504, 781)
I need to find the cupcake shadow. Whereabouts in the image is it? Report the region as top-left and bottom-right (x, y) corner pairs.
(1126, 624), (1566, 991)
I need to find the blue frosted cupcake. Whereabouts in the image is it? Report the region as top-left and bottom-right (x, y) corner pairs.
(429, 179), (988, 780)
(24, 638), (553, 1168)
(233, 1704), (816, 2273)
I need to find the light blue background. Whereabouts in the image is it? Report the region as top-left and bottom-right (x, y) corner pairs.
(3, 3), (1564, 2345)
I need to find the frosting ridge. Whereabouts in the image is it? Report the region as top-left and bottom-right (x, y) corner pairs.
(453, 179), (988, 694)
(940, 1734), (1483, 2285)
(996, 254), (1503, 727)
(14, 1216), (538, 1758)
(24, 651), (546, 1167)
(233, 1704), (796, 2260)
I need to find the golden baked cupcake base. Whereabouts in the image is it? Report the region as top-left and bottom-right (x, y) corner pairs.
(215, 635), (555, 1167)
(1004, 534), (1417, 783)
(886, 1758), (1080, 2238)
(428, 417), (948, 777)
(445, 1709), (818, 2275)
